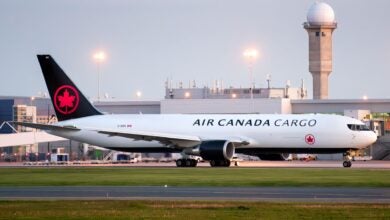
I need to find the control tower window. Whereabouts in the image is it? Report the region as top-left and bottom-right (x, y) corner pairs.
(315, 32), (320, 37)
(347, 124), (371, 131)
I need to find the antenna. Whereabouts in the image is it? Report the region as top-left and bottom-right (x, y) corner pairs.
(285, 80), (291, 99)
(266, 74), (271, 89)
(300, 79), (306, 99)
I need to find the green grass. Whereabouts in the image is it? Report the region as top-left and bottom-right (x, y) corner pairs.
(0, 167), (389, 187)
(0, 200), (388, 219)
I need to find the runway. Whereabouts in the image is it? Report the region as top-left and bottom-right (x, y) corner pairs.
(0, 186), (389, 202)
(1, 160), (389, 169)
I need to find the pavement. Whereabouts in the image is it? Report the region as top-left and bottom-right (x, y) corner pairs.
(0, 160), (389, 169)
(0, 161), (388, 202)
(0, 186), (389, 202)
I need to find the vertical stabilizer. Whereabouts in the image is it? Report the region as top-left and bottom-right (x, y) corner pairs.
(37, 55), (102, 121)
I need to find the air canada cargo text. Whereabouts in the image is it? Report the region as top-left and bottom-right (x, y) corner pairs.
(193, 119), (317, 127)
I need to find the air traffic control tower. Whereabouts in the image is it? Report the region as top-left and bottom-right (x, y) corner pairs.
(304, 2), (337, 99)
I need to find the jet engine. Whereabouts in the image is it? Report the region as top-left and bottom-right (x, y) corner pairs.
(198, 140), (235, 161)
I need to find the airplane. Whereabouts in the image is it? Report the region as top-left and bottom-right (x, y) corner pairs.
(13, 55), (377, 168)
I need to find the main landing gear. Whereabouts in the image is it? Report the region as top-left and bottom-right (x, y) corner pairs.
(209, 160), (231, 167)
(176, 159), (198, 167)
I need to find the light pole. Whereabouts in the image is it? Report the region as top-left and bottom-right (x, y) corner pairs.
(47, 100), (51, 159)
(243, 48), (258, 112)
(93, 51), (106, 102)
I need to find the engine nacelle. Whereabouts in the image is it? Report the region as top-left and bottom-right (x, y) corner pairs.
(198, 140), (235, 161)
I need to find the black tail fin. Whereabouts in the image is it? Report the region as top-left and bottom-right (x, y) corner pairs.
(37, 55), (102, 121)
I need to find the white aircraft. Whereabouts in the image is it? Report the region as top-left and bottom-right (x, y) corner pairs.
(14, 55), (377, 167)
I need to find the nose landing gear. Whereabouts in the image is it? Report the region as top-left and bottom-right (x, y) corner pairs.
(342, 151), (355, 168)
(342, 160), (352, 168)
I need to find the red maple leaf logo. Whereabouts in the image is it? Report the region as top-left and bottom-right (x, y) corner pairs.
(305, 134), (315, 145)
(53, 85), (79, 115)
(58, 89), (75, 108)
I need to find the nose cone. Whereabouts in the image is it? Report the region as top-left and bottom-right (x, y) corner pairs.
(356, 131), (377, 148)
(368, 131), (378, 145)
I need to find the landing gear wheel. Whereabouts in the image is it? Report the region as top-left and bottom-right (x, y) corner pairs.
(224, 160), (231, 167)
(176, 159), (198, 167)
(176, 159), (183, 167)
(343, 161), (352, 168)
(342, 150), (354, 168)
(192, 160), (198, 167)
(209, 160), (231, 167)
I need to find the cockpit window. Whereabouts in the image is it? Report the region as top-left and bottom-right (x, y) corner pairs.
(347, 124), (370, 131)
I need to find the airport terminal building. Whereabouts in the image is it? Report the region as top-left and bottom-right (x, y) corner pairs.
(2, 84), (389, 161)
(95, 85), (390, 160)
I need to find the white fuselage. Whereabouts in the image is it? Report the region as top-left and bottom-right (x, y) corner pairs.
(48, 114), (377, 153)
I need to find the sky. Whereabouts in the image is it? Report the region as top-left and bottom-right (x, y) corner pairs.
(0, 0), (389, 100)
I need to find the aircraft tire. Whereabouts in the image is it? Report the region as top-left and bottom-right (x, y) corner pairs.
(210, 160), (231, 167)
(176, 159), (184, 167)
(342, 161), (352, 168)
(191, 159), (198, 167)
(209, 160), (217, 167)
(177, 159), (198, 167)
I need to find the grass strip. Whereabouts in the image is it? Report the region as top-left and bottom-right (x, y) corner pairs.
(0, 167), (389, 187)
(0, 200), (388, 220)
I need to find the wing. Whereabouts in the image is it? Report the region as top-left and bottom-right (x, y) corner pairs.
(96, 129), (201, 148)
(97, 130), (250, 148)
(13, 122), (250, 149)
(12, 121), (201, 148)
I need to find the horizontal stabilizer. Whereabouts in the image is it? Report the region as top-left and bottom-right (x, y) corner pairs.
(11, 122), (80, 132)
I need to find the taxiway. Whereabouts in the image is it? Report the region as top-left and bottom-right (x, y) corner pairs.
(0, 186), (389, 202)
(0, 160), (389, 169)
